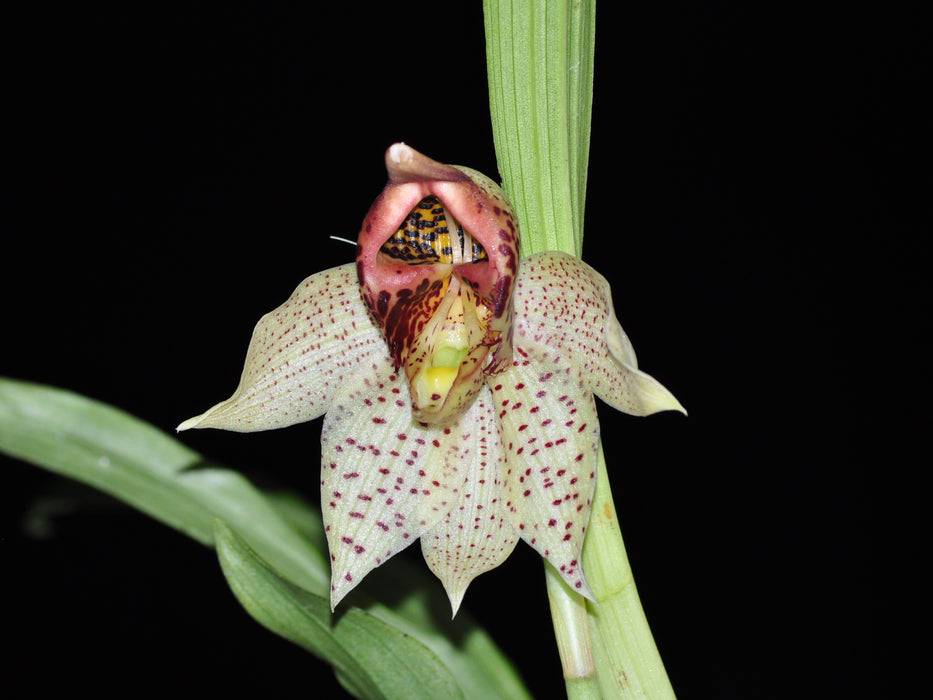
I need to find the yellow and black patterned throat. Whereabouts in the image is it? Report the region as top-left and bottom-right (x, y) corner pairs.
(380, 196), (488, 264)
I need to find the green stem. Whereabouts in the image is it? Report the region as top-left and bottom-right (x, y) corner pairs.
(582, 445), (675, 699)
(545, 559), (594, 674)
(545, 562), (601, 700)
(483, 1), (676, 697)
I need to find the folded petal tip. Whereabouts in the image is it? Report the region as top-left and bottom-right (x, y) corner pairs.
(669, 398), (688, 417)
(175, 400), (237, 432)
(176, 414), (204, 432)
(629, 368), (687, 417)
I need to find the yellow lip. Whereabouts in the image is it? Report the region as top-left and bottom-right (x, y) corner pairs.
(412, 287), (471, 403)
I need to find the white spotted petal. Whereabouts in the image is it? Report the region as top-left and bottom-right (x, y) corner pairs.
(514, 252), (686, 417)
(321, 353), (457, 609)
(491, 352), (600, 599)
(420, 391), (519, 615)
(178, 264), (383, 432)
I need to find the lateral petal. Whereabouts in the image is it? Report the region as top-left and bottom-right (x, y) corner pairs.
(178, 264), (383, 432)
(492, 352), (600, 599)
(514, 252), (686, 417)
(320, 354), (463, 610)
(420, 389), (519, 615)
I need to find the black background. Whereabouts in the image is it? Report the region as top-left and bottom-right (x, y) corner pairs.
(3, 3), (915, 698)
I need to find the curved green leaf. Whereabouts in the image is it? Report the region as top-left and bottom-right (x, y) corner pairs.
(0, 376), (329, 591)
(214, 519), (462, 700)
(1, 377), (532, 699)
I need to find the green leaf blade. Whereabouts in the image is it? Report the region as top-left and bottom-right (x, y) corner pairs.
(2, 376), (533, 699)
(214, 518), (463, 700)
(484, 0), (595, 258)
(0, 377), (330, 592)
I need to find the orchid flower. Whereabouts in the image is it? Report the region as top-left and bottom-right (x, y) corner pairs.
(179, 143), (684, 614)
